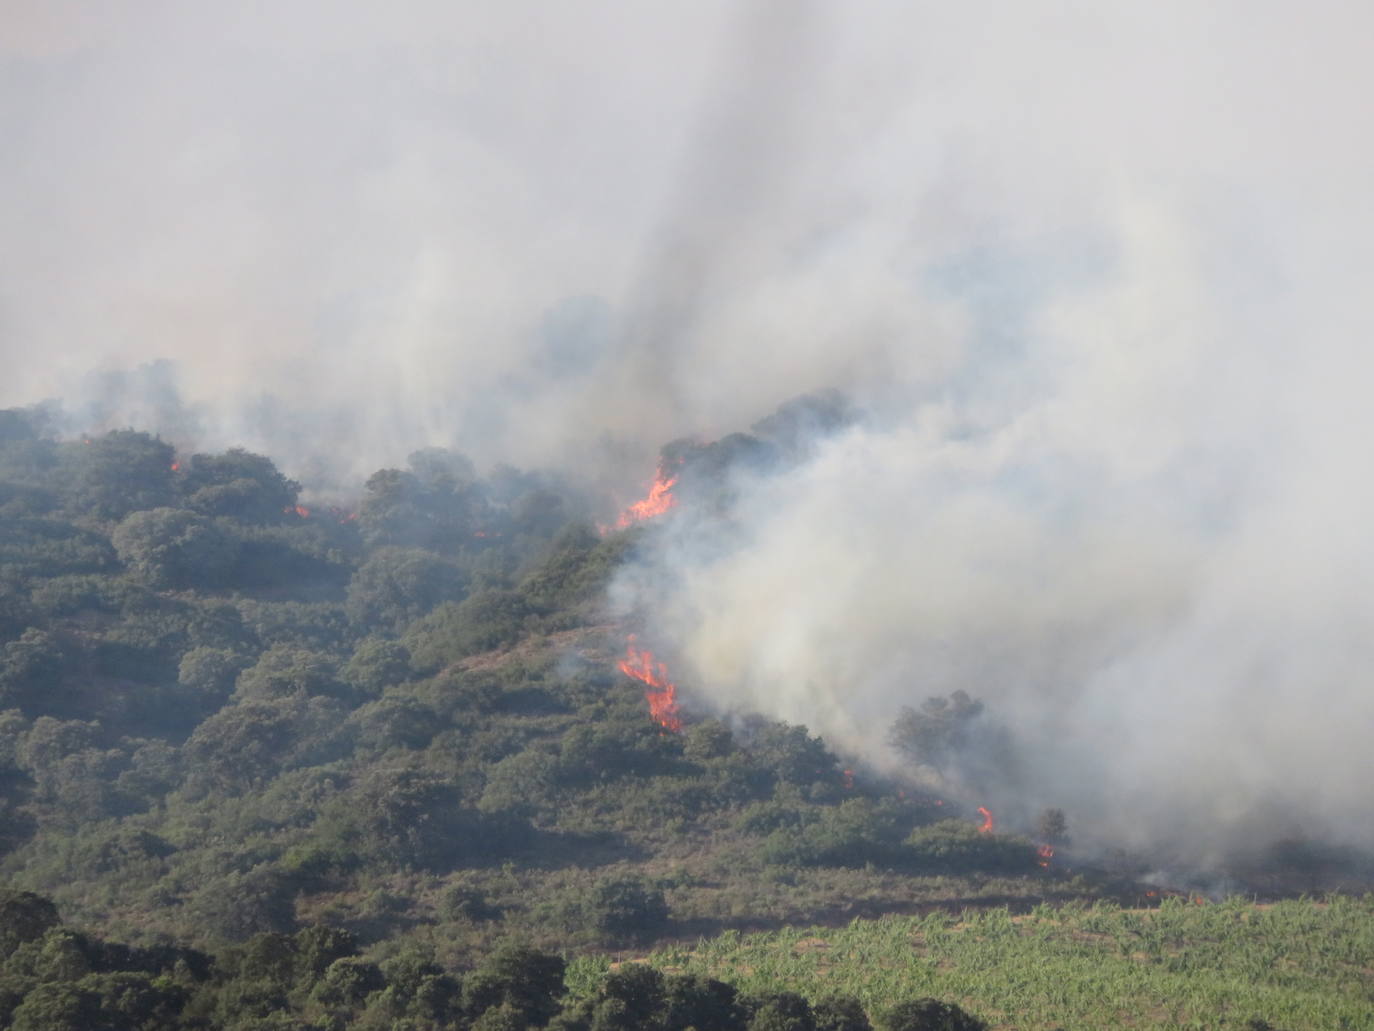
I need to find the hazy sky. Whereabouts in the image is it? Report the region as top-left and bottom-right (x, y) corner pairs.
(6, 2), (1374, 860)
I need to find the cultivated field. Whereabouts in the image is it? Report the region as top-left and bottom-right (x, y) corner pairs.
(570, 895), (1374, 1030)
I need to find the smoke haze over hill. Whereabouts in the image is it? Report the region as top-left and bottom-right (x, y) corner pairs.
(5, 2), (1374, 862)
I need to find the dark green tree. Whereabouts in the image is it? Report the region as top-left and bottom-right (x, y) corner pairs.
(0, 889), (60, 956)
(70, 430), (175, 521)
(879, 998), (986, 1031)
(111, 508), (239, 589)
(887, 692), (984, 774)
(179, 448), (300, 523)
(747, 992), (815, 1031)
(813, 995), (872, 1031)
(345, 547), (469, 633)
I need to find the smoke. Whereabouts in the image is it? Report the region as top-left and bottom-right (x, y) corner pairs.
(6, 3), (1374, 859)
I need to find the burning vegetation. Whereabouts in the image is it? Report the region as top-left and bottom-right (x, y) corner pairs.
(604, 460), (679, 533)
(618, 635), (683, 733)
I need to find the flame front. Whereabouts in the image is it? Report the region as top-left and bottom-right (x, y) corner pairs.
(606, 462), (679, 533)
(977, 806), (994, 834)
(618, 635), (682, 733)
(1037, 843), (1054, 867)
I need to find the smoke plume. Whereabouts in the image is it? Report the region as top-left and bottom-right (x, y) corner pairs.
(5, 2), (1374, 860)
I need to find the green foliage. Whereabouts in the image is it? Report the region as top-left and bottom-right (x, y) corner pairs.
(405, 590), (534, 669)
(232, 645), (344, 702)
(887, 692), (983, 774)
(345, 547), (469, 633)
(582, 876), (671, 942)
(0, 889), (60, 956)
(182, 696), (348, 792)
(0, 629), (68, 715)
(745, 723), (840, 792)
(185, 866), (300, 941)
(179, 448), (300, 523)
(341, 637), (413, 697)
(70, 430), (176, 521)
(879, 998), (986, 1031)
(903, 821), (1038, 875)
(759, 799), (911, 869)
(812, 995), (872, 1031)
(0, 518), (116, 578)
(112, 508), (240, 589)
(177, 646), (252, 709)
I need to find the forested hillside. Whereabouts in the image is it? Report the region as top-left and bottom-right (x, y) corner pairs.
(1, 402), (1358, 1030)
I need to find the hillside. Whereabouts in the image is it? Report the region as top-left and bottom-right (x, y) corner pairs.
(4, 404), (1371, 1030)
(0, 405), (1118, 965)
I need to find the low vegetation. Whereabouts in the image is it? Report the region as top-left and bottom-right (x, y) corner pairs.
(617, 895), (1374, 1030)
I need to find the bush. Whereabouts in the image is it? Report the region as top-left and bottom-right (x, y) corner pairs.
(879, 998), (986, 1031)
(903, 821), (1038, 875)
(112, 508), (239, 589)
(345, 547), (469, 633)
(405, 591), (534, 670)
(587, 876), (670, 941)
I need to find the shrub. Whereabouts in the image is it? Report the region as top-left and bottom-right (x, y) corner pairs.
(879, 998), (986, 1031)
(903, 821), (1038, 875)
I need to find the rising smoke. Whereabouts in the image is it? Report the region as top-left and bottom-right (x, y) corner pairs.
(4, 2), (1374, 861)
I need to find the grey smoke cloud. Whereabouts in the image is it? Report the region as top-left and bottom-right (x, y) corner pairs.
(6, 3), (1374, 858)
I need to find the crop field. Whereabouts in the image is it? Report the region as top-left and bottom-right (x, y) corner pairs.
(573, 895), (1374, 1030)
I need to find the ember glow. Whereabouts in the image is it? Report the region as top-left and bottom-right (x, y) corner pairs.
(977, 806), (994, 834)
(606, 462), (679, 533)
(618, 635), (682, 733)
(1037, 843), (1054, 867)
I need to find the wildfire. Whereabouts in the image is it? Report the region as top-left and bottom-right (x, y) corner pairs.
(617, 635), (682, 733)
(977, 806), (994, 834)
(1037, 843), (1054, 868)
(287, 505), (310, 518)
(604, 461), (679, 533)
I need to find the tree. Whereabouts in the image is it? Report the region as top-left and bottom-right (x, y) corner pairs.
(463, 944), (566, 1028)
(111, 508), (239, 589)
(587, 876), (670, 941)
(904, 820), (1038, 875)
(312, 956), (385, 1007)
(887, 692), (984, 774)
(813, 996), (872, 1031)
(747, 992), (815, 1031)
(232, 645), (342, 702)
(0, 629), (68, 714)
(1037, 807), (1069, 846)
(879, 999), (986, 1031)
(345, 547), (468, 633)
(177, 646), (251, 709)
(7, 982), (102, 1031)
(179, 448), (300, 523)
(662, 974), (742, 1031)
(70, 430), (175, 520)
(341, 638), (413, 696)
(405, 590), (533, 670)
(0, 889), (60, 956)
(747, 722), (840, 789)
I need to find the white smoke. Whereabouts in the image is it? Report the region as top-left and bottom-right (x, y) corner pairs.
(6, 2), (1374, 857)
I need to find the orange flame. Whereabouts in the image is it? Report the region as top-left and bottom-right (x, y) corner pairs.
(841, 769), (855, 790)
(618, 635), (682, 732)
(286, 505), (310, 518)
(977, 806), (994, 834)
(604, 462), (679, 533)
(170, 461), (180, 472)
(1037, 843), (1054, 868)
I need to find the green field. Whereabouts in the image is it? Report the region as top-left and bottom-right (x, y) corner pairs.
(575, 895), (1374, 1030)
